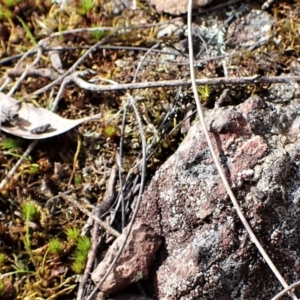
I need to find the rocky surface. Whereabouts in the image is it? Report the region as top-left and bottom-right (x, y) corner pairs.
(146, 0), (213, 15)
(91, 221), (162, 295)
(133, 94), (300, 299)
(92, 94), (300, 300)
(108, 293), (155, 300)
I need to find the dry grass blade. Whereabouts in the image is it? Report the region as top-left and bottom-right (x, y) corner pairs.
(187, 0), (298, 299)
(0, 92), (101, 139)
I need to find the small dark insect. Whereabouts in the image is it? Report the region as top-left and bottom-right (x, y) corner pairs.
(30, 124), (51, 134)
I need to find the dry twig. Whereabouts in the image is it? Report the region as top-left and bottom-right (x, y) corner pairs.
(272, 280), (300, 300)
(98, 164), (118, 218)
(66, 74), (300, 92)
(6, 68), (60, 81)
(60, 194), (120, 238)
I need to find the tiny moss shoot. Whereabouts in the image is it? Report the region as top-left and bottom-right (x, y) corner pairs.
(78, 0), (95, 15)
(197, 85), (210, 102)
(48, 238), (63, 255)
(1, 137), (23, 151)
(0, 253), (5, 267)
(21, 200), (39, 221)
(66, 227), (80, 243)
(71, 236), (91, 273)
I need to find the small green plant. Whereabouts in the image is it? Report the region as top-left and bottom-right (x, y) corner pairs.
(3, 0), (21, 7)
(197, 84), (210, 101)
(28, 163), (39, 174)
(48, 238), (63, 255)
(66, 227), (80, 243)
(0, 5), (13, 19)
(72, 257), (86, 274)
(91, 26), (106, 41)
(10, 254), (30, 274)
(21, 200), (39, 221)
(78, 0), (95, 15)
(74, 174), (82, 186)
(71, 236), (91, 273)
(1, 137), (23, 151)
(21, 200), (40, 269)
(0, 253), (5, 268)
(0, 279), (4, 295)
(77, 236), (91, 253)
(104, 124), (117, 138)
(16, 16), (37, 45)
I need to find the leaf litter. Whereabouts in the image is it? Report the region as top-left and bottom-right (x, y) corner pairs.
(0, 92), (101, 139)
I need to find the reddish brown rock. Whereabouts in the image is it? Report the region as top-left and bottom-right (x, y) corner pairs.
(91, 221), (162, 296)
(108, 293), (155, 300)
(147, 0), (213, 15)
(136, 96), (300, 299)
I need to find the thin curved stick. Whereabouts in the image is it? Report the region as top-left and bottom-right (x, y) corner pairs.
(14, 43), (39, 69)
(0, 45), (184, 65)
(7, 45), (42, 97)
(272, 281), (300, 300)
(132, 43), (160, 83)
(0, 77), (11, 92)
(25, 34), (114, 99)
(187, 0), (298, 299)
(117, 100), (129, 230)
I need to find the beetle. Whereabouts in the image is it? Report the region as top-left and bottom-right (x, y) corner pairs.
(30, 124), (51, 134)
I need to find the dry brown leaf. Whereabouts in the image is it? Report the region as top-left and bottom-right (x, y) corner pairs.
(0, 92), (101, 139)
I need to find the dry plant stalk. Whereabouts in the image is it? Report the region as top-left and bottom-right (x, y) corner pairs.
(56, 74), (300, 92)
